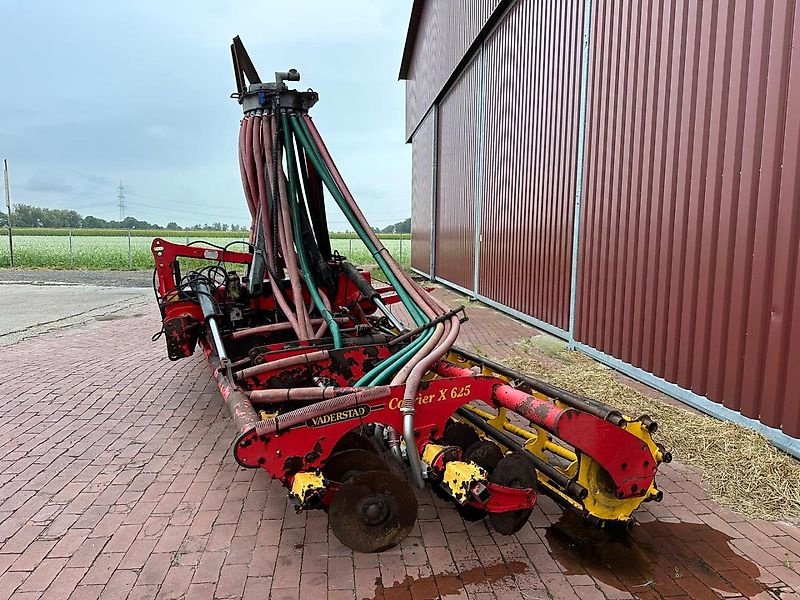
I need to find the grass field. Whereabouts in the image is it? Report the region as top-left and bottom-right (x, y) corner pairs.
(0, 229), (411, 271)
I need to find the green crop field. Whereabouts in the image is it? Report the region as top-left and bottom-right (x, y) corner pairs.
(0, 229), (411, 271)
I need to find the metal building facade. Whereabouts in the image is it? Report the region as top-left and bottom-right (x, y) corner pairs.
(401, 0), (501, 138)
(433, 57), (480, 290)
(576, 0), (800, 438)
(479, 0), (584, 331)
(410, 111), (434, 276)
(401, 0), (800, 454)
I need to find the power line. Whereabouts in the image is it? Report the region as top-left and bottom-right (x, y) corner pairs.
(117, 181), (126, 220)
(124, 200), (250, 222)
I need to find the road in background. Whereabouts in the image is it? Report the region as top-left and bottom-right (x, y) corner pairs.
(0, 276), (150, 345)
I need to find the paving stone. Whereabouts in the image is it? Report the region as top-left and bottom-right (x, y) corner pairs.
(0, 290), (796, 600)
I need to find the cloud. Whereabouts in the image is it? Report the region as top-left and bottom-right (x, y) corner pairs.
(22, 173), (76, 194)
(0, 1), (413, 228)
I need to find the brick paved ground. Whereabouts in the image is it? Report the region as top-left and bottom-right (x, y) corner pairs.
(1, 287), (799, 600)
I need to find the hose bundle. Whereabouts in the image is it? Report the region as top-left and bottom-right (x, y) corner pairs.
(237, 105), (462, 486)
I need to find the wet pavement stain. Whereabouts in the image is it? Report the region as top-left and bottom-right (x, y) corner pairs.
(545, 514), (770, 598)
(370, 560), (528, 600)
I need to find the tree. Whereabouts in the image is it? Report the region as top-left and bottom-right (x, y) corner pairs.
(166, 221), (180, 230)
(8, 203), (165, 229)
(380, 218), (411, 234)
(83, 215), (106, 228)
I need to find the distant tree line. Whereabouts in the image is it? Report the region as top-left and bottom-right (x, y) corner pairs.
(0, 204), (410, 234)
(376, 218), (411, 234)
(0, 204), (247, 231)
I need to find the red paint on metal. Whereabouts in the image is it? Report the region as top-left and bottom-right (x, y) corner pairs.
(479, 483), (537, 513)
(435, 361), (657, 498)
(238, 345), (395, 389)
(232, 375), (489, 477)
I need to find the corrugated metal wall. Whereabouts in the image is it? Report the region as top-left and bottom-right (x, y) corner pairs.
(433, 58), (480, 290)
(405, 0), (500, 139)
(403, 0), (800, 445)
(478, 0), (583, 330)
(576, 0), (800, 437)
(410, 111), (435, 275)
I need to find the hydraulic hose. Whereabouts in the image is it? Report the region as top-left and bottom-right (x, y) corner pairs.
(293, 116), (458, 487)
(301, 116), (442, 323)
(297, 114), (451, 390)
(292, 116), (425, 385)
(291, 114), (439, 392)
(289, 115), (427, 327)
(242, 117), (261, 219)
(255, 386), (391, 435)
(236, 348), (331, 380)
(251, 111), (274, 257)
(230, 316), (348, 341)
(248, 386), (363, 403)
(293, 115), (457, 486)
(238, 117), (256, 222)
(280, 111), (342, 348)
(240, 115), (301, 336)
(356, 329), (433, 386)
(252, 112), (303, 337)
(314, 288), (334, 339)
(264, 114), (313, 339)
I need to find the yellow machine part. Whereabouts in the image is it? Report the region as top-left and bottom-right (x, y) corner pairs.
(574, 418), (663, 520)
(422, 443), (447, 466)
(442, 461), (487, 505)
(458, 402), (662, 524)
(290, 471), (326, 506)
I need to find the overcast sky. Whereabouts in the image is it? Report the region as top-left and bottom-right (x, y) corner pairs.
(0, 1), (412, 229)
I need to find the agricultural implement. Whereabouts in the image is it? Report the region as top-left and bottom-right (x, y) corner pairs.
(151, 38), (670, 553)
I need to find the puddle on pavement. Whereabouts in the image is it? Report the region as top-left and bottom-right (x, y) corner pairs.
(545, 514), (766, 598)
(372, 517), (770, 599)
(371, 560), (527, 600)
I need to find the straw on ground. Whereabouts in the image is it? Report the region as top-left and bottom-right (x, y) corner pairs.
(505, 340), (800, 523)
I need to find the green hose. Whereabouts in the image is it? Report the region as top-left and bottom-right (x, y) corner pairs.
(289, 115), (427, 327)
(359, 329), (434, 386)
(280, 112), (342, 349)
(289, 114), (431, 384)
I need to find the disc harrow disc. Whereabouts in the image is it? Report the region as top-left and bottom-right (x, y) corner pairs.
(488, 452), (537, 535)
(454, 440), (505, 523)
(329, 470), (418, 553)
(442, 421), (480, 451)
(463, 440), (504, 473)
(322, 449), (388, 483)
(331, 428), (379, 456)
(456, 503), (488, 522)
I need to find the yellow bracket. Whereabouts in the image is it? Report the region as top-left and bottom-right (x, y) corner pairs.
(290, 471), (326, 507)
(442, 461), (486, 504)
(422, 443), (447, 466)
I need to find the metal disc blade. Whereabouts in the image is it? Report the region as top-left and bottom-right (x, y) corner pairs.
(329, 470), (418, 553)
(456, 502), (488, 522)
(488, 452), (537, 535)
(463, 440), (504, 473)
(331, 427), (379, 455)
(322, 449), (388, 483)
(442, 421), (480, 451)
